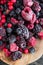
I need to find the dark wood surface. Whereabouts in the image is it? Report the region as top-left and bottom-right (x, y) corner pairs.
(0, 55), (43, 65)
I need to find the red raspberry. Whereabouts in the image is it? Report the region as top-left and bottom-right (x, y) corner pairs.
(11, 0), (16, 3)
(11, 18), (18, 24)
(21, 7), (36, 23)
(7, 23), (12, 28)
(38, 31), (43, 39)
(28, 37), (37, 47)
(23, 0), (33, 7)
(3, 48), (11, 57)
(24, 48), (29, 54)
(10, 43), (19, 52)
(27, 24), (34, 30)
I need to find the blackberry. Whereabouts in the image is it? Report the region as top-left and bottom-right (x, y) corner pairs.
(11, 51), (22, 61)
(16, 25), (29, 39)
(0, 27), (6, 37)
(17, 36), (26, 49)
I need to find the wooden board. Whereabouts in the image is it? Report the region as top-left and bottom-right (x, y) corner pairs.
(0, 39), (43, 65)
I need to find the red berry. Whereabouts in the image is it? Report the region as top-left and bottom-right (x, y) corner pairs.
(28, 37), (37, 47)
(11, 0), (16, 3)
(10, 43), (19, 52)
(24, 48), (29, 54)
(11, 18), (18, 24)
(7, 23), (12, 28)
(35, 20), (39, 24)
(8, 1), (13, 6)
(2, 15), (5, 19)
(38, 31), (43, 39)
(0, 22), (2, 27)
(1, 19), (6, 24)
(3, 48), (11, 57)
(8, 5), (13, 10)
(19, 48), (23, 52)
(27, 24), (34, 30)
(0, 36), (2, 40)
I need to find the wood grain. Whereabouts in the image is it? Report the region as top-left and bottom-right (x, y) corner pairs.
(0, 39), (43, 65)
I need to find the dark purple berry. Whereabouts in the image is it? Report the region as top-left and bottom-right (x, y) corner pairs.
(11, 51), (22, 61)
(0, 27), (6, 37)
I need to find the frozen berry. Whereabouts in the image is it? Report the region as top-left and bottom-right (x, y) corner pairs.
(28, 37), (36, 47)
(38, 31), (43, 39)
(24, 48), (29, 54)
(29, 47), (35, 54)
(10, 43), (19, 52)
(9, 35), (16, 43)
(11, 51), (22, 61)
(23, 0), (33, 7)
(7, 28), (12, 33)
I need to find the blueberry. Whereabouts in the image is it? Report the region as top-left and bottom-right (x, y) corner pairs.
(4, 4), (8, 11)
(15, 8), (21, 15)
(9, 35), (16, 43)
(33, 24), (42, 34)
(11, 51), (22, 61)
(7, 28), (12, 33)
(29, 47), (35, 54)
(36, 12), (40, 18)
(0, 41), (3, 46)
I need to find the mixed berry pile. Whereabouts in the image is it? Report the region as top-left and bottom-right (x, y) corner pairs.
(0, 0), (43, 61)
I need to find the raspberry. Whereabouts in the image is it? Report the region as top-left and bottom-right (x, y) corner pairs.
(23, 0), (33, 7)
(38, 31), (43, 39)
(11, 18), (18, 24)
(27, 24), (34, 30)
(21, 7), (36, 23)
(28, 37), (37, 47)
(10, 43), (19, 52)
(24, 48), (29, 54)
